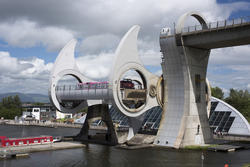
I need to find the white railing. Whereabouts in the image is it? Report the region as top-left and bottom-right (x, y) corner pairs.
(56, 83), (111, 91)
(180, 16), (250, 33)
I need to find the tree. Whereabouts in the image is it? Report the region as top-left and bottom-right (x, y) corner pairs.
(211, 86), (224, 100)
(225, 89), (250, 122)
(0, 95), (22, 119)
(33, 102), (44, 106)
(13, 95), (22, 108)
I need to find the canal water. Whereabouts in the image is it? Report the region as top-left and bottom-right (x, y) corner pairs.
(0, 125), (250, 167)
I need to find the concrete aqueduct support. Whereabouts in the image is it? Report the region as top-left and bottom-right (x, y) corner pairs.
(154, 12), (213, 148)
(75, 104), (118, 145)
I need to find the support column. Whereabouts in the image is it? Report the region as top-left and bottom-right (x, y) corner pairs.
(75, 104), (118, 145)
(154, 12), (213, 148)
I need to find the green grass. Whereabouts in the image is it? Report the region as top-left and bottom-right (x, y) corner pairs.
(242, 164), (250, 167)
(184, 145), (217, 150)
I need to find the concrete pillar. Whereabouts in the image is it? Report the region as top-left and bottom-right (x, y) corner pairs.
(75, 104), (118, 145)
(154, 12), (213, 148)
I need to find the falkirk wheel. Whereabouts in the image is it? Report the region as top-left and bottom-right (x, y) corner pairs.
(49, 12), (216, 148)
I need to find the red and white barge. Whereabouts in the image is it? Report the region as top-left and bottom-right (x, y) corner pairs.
(0, 136), (53, 147)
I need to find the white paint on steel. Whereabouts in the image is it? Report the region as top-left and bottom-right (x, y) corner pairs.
(110, 25), (159, 117)
(176, 11), (208, 34)
(49, 39), (93, 113)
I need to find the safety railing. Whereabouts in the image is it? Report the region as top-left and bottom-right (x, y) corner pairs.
(55, 83), (111, 91)
(181, 16), (250, 33)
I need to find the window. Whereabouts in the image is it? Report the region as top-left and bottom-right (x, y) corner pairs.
(217, 112), (231, 132)
(210, 102), (218, 117)
(214, 112), (225, 126)
(223, 117), (235, 132)
(209, 111), (219, 126)
(41, 109), (46, 112)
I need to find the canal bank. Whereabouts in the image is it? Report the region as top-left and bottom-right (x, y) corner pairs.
(2, 121), (250, 152)
(1, 125), (250, 166)
(0, 141), (85, 159)
(1, 120), (82, 128)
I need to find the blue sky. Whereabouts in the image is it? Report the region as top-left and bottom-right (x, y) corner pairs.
(0, 0), (249, 95)
(219, 0), (250, 19)
(0, 41), (56, 63)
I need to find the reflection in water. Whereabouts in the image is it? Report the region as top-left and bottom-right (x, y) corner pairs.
(85, 144), (111, 167)
(21, 126), (25, 138)
(0, 125), (80, 138)
(0, 125), (250, 167)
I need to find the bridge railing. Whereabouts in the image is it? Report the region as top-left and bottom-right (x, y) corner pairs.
(181, 16), (250, 33)
(55, 83), (111, 91)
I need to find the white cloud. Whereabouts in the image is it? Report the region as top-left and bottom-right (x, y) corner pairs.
(79, 34), (120, 54)
(0, 0), (249, 94)
(76, 53), (114, 80)
(247, 84), (250, 90)
(0, 51), (32, 73)
(19, 58), (53, 79)
(0, 20), (75, 51)
(210, 45), (250, 66)
(75, 48), (162, 81)
(0, 51), (52, 94)
(140, 49), (161, 66)
(0, 0), (248, 51)
(208, 45), (250, 91)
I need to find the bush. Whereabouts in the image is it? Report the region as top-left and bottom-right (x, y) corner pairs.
(0, 95), (22, 119)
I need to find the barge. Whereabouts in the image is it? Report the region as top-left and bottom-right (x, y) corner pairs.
(0, 136), (53, 147)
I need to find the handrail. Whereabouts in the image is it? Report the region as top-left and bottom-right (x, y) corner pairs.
(55, 84), (147, 92)
(180, 16), (250, 33)
(55, 83), (111, 91)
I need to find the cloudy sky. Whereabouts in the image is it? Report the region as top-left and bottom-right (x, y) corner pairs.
(0, 0), (249, 95)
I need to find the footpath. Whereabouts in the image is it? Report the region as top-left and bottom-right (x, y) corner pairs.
(0, 141), (85, 159)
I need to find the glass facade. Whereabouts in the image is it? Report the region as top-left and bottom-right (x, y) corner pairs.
(210, 97), (250, 136)
(108, 106), (162, 134)
(109, 106), (129, 127)
(209, 110), (234, 133)
(96, 97), (250, 136)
